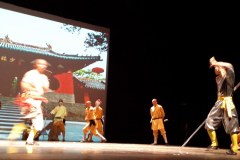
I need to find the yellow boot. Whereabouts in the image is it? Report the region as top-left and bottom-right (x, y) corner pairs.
(226, 133), (238, 155)
(207, 129), (219, 150)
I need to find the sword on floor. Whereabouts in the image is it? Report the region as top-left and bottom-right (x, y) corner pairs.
(181, 81), (240, 147)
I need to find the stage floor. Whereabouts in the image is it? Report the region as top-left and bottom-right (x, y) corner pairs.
(0, 140), (239, 160)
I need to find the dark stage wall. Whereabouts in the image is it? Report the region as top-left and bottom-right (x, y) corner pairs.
(1, 0), (240, 149)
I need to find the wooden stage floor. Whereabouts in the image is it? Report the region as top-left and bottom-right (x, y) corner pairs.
(0, 140), (239, 160)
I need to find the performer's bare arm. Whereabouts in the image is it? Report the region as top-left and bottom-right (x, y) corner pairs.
(150, 109), (152, 123)
(210, 56), (233, 69)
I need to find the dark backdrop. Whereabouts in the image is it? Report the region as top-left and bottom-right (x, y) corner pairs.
(1, 0), (240, 149)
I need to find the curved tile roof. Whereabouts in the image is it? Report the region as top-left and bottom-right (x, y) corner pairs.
(0, 35), (100, 61)
(74, 76), (105, 90)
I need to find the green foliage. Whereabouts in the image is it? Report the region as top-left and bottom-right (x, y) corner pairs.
(61, 24), (82, 34)
(73, 69), (105, 81)
(84, 32), (108, 53)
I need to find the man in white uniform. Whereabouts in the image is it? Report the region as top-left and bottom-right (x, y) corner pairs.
(20, 59), (50, 145)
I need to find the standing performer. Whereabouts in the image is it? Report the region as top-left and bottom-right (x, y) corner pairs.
(50, 99), (67, 141)
(205, 56), (239, 155)
(150, 98), (168, 145)
(81, 100), (106, 143)
(20, 59), (50, 145)
(87, 99), (104, 142)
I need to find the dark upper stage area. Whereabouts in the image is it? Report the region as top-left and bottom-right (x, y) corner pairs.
(1, 0), (240, 148)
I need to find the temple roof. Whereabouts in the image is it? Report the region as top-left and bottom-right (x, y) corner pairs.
(0, 35), (102, 73)
(77, 78), (105, 90)
(0, 35), (100, 61)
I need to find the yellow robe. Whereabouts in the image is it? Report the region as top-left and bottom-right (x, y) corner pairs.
(150, 104), (165, 130)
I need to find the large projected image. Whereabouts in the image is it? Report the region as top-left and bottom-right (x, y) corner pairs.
(0, 2), (109, 142)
